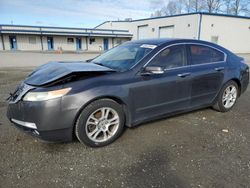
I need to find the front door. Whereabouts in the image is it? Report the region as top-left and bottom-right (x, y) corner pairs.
(76, 38), (82, 50)
(187, 44), (226, 107)
(103, 38), (109, 51)
(47, 37), (54, 50)
(9, 36), (17, 50)
(131, 44), (192, 122)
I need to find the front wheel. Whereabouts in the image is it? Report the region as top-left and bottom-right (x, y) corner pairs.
(75, 99), (125, 147)
(213, 81), (239, 112)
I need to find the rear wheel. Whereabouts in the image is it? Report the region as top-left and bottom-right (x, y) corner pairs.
(75, 99), (125, 147)
(213, 81), (239, 112)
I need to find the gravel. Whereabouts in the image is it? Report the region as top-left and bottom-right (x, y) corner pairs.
(0, 67), (250, 188)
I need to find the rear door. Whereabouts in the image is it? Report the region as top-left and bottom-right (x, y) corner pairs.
(187, 44), (226, 107)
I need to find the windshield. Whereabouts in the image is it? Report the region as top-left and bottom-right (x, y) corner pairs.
(92, 43), (155, 71)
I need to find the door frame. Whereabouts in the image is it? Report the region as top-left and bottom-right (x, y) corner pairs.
(76, 37), (82, 50)
(9, 36), (17, 50)
(103, 38), (109, 51)
(47, 37), (54, 50)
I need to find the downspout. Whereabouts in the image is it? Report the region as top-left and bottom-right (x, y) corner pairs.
(0, 26), (5, 50)
(39, 27), (44, 51)
(0, 34), (5, 50)
(197, 13), (202, 40)
(86, 36), (88, 51)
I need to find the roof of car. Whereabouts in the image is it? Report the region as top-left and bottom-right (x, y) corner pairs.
(126, 38), (205, 46)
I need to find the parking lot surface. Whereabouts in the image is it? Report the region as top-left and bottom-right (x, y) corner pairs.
(0, 51), (100, 68)
(0, 55), (250, 188)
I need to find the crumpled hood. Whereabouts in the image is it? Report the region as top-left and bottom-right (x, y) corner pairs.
(24, 61), (115, 86)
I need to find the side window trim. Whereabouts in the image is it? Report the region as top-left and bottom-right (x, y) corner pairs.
(145, 44), (188, 70)
(143, 42), (227, 69)
(187, 44), (226, 66)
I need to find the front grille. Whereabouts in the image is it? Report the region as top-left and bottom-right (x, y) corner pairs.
(8, 83), (34, 103)
(11, 84), (25, 101)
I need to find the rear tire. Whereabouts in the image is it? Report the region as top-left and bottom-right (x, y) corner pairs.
(212, 80), (239, 112)
(75, 99), (125, 147)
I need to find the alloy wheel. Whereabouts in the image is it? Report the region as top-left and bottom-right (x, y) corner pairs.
(222, 85), (237, 109)
(85, 107), (120, 143)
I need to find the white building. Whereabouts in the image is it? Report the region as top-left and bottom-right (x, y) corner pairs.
(1, 13), (249, 54)
(0, 25), (132, 52)
(96, 12), (250, 54)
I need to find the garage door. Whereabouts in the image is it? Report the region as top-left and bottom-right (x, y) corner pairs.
(159, 25), (174, 38)
(138, 25), (148, 40)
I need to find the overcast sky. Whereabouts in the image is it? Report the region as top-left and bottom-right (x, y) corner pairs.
(0, 0), (165, 28)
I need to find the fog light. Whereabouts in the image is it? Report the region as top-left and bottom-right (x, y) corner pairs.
(11, 118), (37, 129)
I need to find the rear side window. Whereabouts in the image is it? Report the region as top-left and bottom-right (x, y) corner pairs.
(149, 45), (187, 69)
(189, 44), (225, 65)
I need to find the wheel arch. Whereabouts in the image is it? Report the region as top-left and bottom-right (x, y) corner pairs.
(73, 95), (131, 133)
(230, 78), (242, 96)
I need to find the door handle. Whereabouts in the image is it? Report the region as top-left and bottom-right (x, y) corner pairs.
(215, 67), (225, 71)
(177, 72), (191, 78)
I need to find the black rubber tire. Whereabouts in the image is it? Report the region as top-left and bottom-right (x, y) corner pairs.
(75, 99), (125, 147)
(212, 80), (239, 112)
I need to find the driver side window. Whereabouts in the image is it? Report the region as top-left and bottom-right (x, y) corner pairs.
(149, 45), (187, 69)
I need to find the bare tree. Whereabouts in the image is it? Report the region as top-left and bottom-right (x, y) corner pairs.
(161, 1), (178, 15)
(222, 0), (250, 15)
(151, 0), (250, 16)
(223, 0), (232, 14)
(184, 0), (192, 13)
(205, 0), (222, 13)
(151, 10), (164, 18)
(184, 0), (206, 12)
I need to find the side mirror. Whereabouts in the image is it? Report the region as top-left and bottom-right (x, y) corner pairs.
(142, 66), (164, 75)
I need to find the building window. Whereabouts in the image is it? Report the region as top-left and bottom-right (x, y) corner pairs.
(29, 37), (36, 44)
(67, 38), (74, 43)
(90, 38), (95, 44)
(211, 36), (219, 44)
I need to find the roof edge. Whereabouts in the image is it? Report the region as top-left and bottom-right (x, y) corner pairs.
(0, 24), (129, 33)
(94, 12), (250, 28)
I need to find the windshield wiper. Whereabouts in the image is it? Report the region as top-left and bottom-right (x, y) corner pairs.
(93, 62), (107, 67)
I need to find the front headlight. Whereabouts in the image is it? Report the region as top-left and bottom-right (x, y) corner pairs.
(23, 88), (71, 102)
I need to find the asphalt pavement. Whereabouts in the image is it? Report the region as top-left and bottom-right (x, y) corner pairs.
(0, 67), (250, 188)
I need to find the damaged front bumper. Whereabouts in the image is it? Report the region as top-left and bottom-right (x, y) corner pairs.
(6, 83), (77, 142)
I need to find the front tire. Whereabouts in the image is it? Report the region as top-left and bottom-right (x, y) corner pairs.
(213, 81), (239, 112)
(75, 99), (125, 147)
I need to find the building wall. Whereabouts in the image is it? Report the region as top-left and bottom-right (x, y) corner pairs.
(96, 14), (200, 40)
(96, 22), (131, 31)
(113, 38), (130, 47)
(19, 35), (42, 51)
(0, 34), (131, 52)
(87, 37), (105, 51)
(42, 36), (88, 51)
(86, 37), (130, 51)
(130, 14), (200, 40)
(97, 14), (250, 54)
(0, 35), (3, 50)
(3, 35), (11, 50)
(2, 34), (42, 51)
(200, 15), (250, 53)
